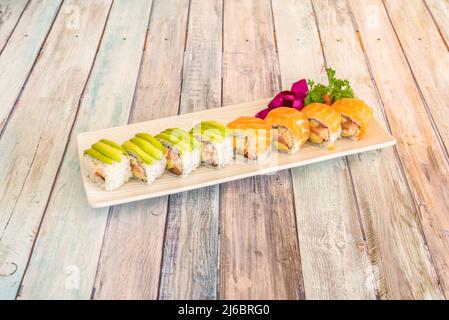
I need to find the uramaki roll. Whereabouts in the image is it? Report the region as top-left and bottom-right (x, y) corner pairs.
(332, 98), (373, 140)
(302, 103), (342, 149)
(227, 116), (272, 161)
(265, 107), (310, 154)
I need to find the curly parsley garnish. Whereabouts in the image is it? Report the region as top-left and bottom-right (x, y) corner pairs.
(304, 68), (354, 105)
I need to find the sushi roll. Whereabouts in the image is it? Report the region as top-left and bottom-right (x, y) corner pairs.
(265, 107), (310, 154)
(191, 120), (233, 168)
(83, 139), (132, 191)
(155, 128), (201, 177)
(332, 98), (373, 141)
(122, 133), (167, 185)
(302, 103), (342, 149)
(227, 116), (272, 161)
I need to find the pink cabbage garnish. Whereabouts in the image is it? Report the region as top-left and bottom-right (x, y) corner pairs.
(255, 79), (308, 119)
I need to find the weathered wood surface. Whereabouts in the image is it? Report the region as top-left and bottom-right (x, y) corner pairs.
(0, 0), (62, 132)
(273, 0), (375, 300)
(0, 0), (448, 300)
(0, 0), (112, 300)
(314, 0), (442, 300)
(93, 0), (190, 300)
(158, 0), (222, 300)
(350, 0), (449, 297)
(219, 0), (304, 300)
(16, 0), (151, 299)
(425, 0), (449, 48)
(0, 0), (28, 51)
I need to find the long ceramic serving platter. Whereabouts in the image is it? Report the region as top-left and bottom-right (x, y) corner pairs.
(78, 98), (396, 208)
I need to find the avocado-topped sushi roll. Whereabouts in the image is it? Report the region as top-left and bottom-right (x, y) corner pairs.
(83, 139), (132, 191)
(332, 98), (373, 141)
(155, 128), (201, 177)
(191, 120), (233, 168)
(302, 103), (342, 149)
(122, 133), (167, 185)
(227, 116), (272, 162)
(265, 107), (310, 154)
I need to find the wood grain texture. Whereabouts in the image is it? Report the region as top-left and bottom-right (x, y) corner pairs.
(16, 0), (152, 300)
(0, 0), (62, 132)
(425, 0), (449, 47)
(272, 0), (375, 300)
(0, 0), (28, 51)
(219, 0), (304, 300)
(158, 0), (222, 300)
(0, 0), (112, 300)
(350, 0), (449, 298)
(313, 0), (442, 299)
(93, 0), (190, 300)
(384, 0), (449, 152)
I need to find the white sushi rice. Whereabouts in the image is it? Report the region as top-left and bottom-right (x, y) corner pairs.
(233, 133), (271, 162)
(84, 154), (132, 191)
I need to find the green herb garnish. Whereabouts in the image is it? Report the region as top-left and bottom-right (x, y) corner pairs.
(304, 68), (354, 105)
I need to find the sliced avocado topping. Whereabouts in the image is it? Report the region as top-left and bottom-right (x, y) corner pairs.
(163, 128), (200, 150)
(99, 139), (125, 153)
(84, 148), (113, 165)
(135, 133), (166, 153)
(274, 141), (290, 152)
(122, 141), (154, 165)
(156, 133), (191, 155)
(131, 136), (164, 160)
(309, 132), (324, 144)
(92, 142), (123, 162)
(202, 120), (230, 136)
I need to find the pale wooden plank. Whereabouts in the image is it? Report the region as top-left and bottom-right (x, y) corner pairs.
(350, 0), (449, 298)
(0, 0), (62, 132)
(385, 0), (449, 158)
(158, 0), (222, 300)
(219, 0), (304, 300)
(312, 0), (442, 299)
(272, 0), (376, 300)
(16, 0), (153, 300)
(0, 0), (112, 300)
(425, 0), (449, 47)
(93, 0), (190, 300)
(0, 0), (28, 51)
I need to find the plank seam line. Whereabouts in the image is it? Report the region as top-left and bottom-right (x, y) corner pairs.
(14, 0), (115, 300)
(91, 0), (155, 299)
(0, 0), (64, 139)
(347, 0), (445, 299)
(0, 0), (31, 56)
(312, 0), (378, 299)
(157, 0), (193, 300)
(270, 0), (305, 299)
(216, 0), (225, 300)
(422, 0), (449, 51)
(381, 0), (449, 164)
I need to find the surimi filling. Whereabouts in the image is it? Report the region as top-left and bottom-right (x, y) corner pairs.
(274, 125), (294, 150)
(166, 148), (183, 176)
(341, 115), (361, 139)
(201, 141), (219, 167)
(309, 119), (330, 144)
(129, 157), (146, 181)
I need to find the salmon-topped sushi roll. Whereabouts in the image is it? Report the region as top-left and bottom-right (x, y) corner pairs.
(227, 116), (272, 161)
(155, 128), (201, 177)
(83, 139), (132, 191)
(191, 120), (233, 168)
(265, 107), (310, 154)
(332, 98), (373, 141)
(302, 103), (342, 149)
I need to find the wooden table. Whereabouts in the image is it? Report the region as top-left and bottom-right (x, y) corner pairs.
(0, 0), (448, 300)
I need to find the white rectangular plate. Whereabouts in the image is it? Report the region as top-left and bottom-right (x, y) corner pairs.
(78, 98), (396, 208)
